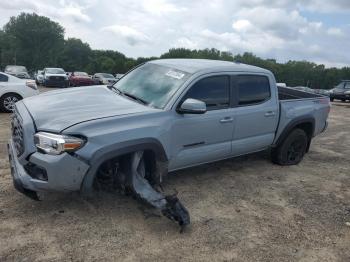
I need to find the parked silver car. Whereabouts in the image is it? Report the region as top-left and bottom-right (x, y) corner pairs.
(4, 65), (31, 79)
(34, 70), (44, 85)
(93, 73), (117, 85)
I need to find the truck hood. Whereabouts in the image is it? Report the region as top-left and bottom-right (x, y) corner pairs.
(22, 86), (153, 132)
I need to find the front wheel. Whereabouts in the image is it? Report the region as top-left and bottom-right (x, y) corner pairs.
(0, 93), (22, 112)
(271, 128), (308, 166)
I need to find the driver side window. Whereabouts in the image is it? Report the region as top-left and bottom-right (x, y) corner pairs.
(182, 75), (230, 111)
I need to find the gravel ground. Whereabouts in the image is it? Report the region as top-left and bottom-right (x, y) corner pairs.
(0, 87), (349, 261)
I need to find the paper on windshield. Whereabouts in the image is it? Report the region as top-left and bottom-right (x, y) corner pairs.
(166, 70), (185, 79)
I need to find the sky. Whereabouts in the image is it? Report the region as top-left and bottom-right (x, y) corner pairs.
(0, 0), (349, 67)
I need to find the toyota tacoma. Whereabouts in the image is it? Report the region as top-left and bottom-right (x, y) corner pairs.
(7, 59), (330, 228)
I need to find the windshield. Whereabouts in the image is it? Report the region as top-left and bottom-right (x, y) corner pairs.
(75, 72), (88, 76)
(100, 73), (114, 78)
(46, 68), (65, 74)
(113, 63), (191, 108)
(5, 65), (27, 73)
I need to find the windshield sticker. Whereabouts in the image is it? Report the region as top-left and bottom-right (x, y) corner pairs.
(166, 70), (185, 79)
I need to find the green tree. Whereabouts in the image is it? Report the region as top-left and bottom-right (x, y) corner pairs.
(59, 38), (91, 72)
(3, 12), (64, 71)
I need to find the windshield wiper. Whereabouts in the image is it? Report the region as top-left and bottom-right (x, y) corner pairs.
(108, 86), (148, 105)
(109, 85), (122, 94)
(122, 92), (149, 105)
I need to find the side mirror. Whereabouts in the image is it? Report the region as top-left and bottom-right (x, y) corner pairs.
(177, 98), (206, 114)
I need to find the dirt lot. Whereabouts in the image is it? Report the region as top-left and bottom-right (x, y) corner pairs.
(0, 88), (349, 261)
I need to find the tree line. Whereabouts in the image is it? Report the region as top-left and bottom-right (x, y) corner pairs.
(1, 12), (349, 89)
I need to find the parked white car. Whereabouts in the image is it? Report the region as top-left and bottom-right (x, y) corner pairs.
(42, 68), (69, 88)
(0, 72), (39, 112)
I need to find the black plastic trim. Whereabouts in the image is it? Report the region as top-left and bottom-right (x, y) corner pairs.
(274, 115), (315, 147)
(80, 138), (168, 193)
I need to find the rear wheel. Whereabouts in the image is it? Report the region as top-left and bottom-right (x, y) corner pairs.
(0, 93), (22, 112)
(271, 128), (308, 166)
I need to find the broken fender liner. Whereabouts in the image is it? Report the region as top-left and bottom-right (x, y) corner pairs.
(125, 151), (190, 228)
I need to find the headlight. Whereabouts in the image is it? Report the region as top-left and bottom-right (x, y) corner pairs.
(345, 90), (350, 94)
(26, 80), (37, 90)
(45, 75), (49, 80)
(34, 132), (85, 155)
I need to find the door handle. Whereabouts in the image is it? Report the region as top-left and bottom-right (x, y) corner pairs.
(220, 117), (233, 123)
(264, 111), (276, 117)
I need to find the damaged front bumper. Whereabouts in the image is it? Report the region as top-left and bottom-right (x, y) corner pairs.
(7, 140), (40, 200)
(7, 139), (90, 198)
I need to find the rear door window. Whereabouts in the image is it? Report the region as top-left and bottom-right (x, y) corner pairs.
(237, 75), (271, 106)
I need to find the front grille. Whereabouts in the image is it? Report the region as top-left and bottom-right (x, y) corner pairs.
(49, 76), (65, 81)
(11, 110), (25, 157)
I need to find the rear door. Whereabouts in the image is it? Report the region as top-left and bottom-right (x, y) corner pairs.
(168, 75), (235, 171)
(231, 74), (279, 156)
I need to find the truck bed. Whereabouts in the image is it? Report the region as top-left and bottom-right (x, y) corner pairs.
(274, 86), (330, 145)
(278, 86), (323, 100)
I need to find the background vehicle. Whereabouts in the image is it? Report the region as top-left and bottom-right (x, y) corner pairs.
(329, 80), (350, 102)
(0, 72), (39, 112)
(42, 68), (68, 88)
(4, 65), (31, 79)
(34, 70), (44, 85)
(115, 73), (124, 80)
(7, 59), (330, 227)
(314, 89), (330, 96)
(69, 72), (95, 87)
(93, 73), (117, 85)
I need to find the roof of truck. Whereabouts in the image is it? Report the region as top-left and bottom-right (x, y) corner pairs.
(149, 59), (271, 74)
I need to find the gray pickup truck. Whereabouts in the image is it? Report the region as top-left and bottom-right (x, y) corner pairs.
(8, 59), (330, 228)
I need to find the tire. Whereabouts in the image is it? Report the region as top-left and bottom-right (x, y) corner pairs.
(271, 128), (308, 166)
(341, 99), (346, 102)
(0, 93), (22, 113)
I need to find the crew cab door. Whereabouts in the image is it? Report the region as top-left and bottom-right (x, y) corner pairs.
(231, 74), (279, 156)
(168, 75), (234, 171)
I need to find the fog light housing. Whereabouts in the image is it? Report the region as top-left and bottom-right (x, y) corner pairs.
(24, 163), (48, 181)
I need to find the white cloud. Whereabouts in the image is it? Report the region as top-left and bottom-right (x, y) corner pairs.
(102, 25), (150, 46)
(62, 4), (91, 23)
(327, 27), (344, 37)
(142, 0), (186, 15)
(174, 37), (198, 49)
(232, 20), (253, 33)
